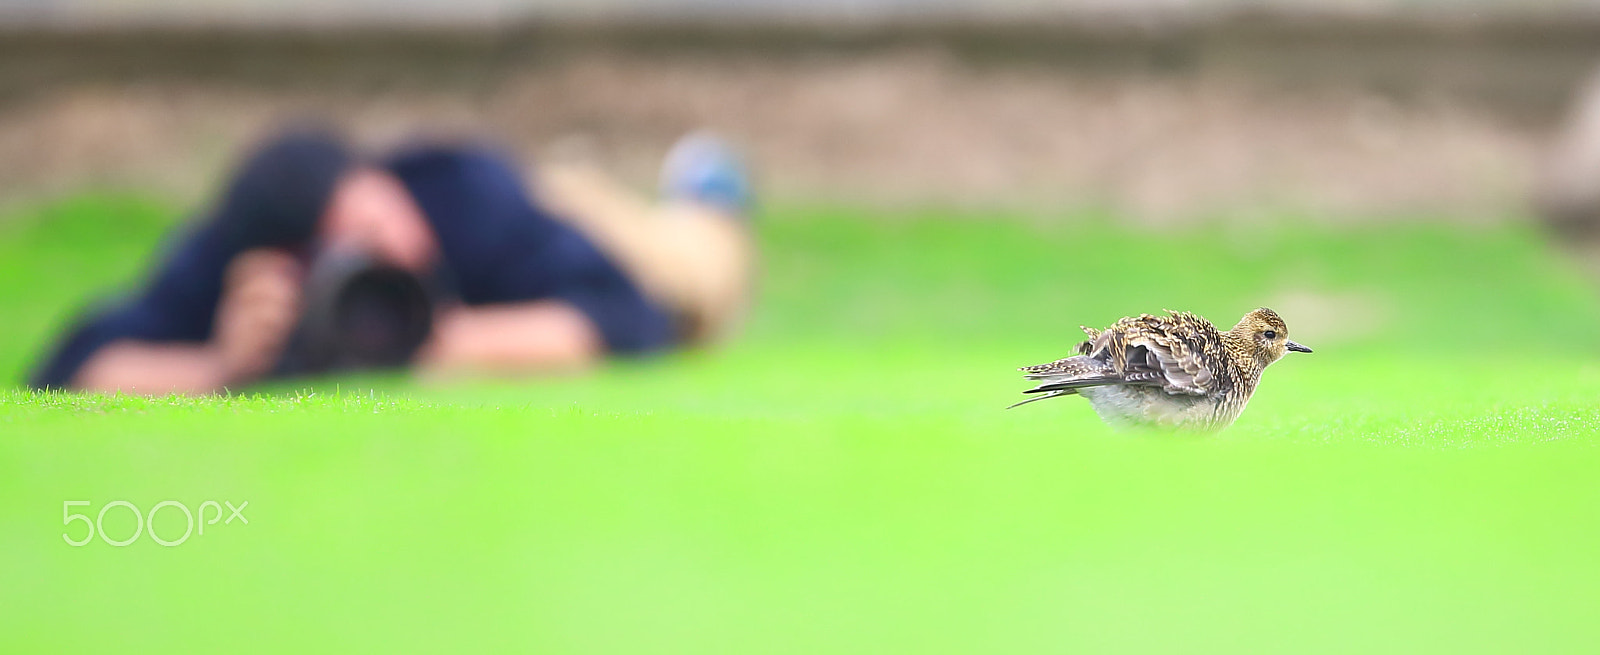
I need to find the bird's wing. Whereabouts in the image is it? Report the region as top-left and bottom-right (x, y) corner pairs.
(1013, 312), (1226, 405)
(1107, 312), (1222, 396)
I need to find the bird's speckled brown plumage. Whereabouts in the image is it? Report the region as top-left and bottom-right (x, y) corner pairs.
(1012, 308), (1311, 430)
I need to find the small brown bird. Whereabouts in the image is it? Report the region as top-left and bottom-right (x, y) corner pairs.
(1011, 307), (1311, 430)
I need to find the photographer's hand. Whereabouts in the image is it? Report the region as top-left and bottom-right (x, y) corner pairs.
(71, 249), (304, 394)
(212, 249), (304, 385)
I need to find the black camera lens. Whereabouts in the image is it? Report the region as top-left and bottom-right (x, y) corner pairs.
(331, 266), (433, 368)
(275, 250), (435, 376)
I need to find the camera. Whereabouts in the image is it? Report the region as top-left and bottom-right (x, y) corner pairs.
(273, 250), (436, 376)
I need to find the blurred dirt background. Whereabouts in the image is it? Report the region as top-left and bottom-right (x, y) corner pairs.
(3, 16), (1600, 223)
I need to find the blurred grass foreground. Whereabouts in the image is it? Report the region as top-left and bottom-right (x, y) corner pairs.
(5, 195), (1600, 652)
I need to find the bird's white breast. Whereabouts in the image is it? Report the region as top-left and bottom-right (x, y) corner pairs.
(1078, 385), (1220, 429)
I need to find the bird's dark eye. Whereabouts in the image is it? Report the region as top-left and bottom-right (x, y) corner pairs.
(1263, 330), (1277, 340)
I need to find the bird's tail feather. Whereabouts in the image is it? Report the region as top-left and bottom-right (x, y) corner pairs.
(1024, 376), (1124, 394)
(1007, 390), (1073, 409)
(1008, 375), (1129, 409)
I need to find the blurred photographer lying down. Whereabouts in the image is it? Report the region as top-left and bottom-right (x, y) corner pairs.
(30, 126), (756, 394)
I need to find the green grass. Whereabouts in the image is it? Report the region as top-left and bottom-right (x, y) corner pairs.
(5, 196), (1600, 652)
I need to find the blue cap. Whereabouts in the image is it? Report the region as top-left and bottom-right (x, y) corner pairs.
(659, 132), (752, 218)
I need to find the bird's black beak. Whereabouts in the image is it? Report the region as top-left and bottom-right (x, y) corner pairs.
(1287, 340), (1313, 353)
